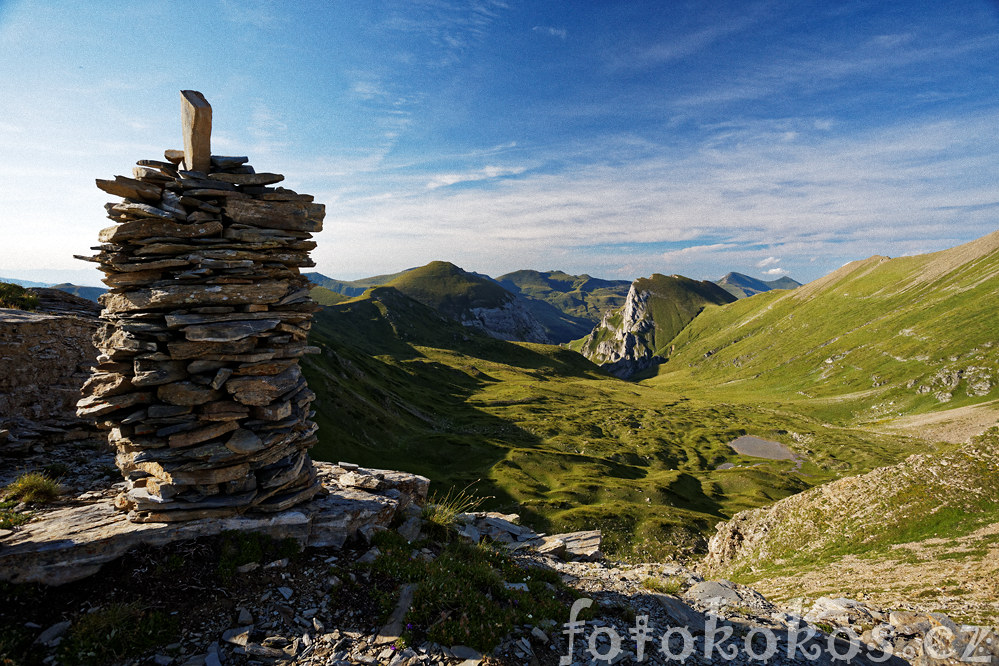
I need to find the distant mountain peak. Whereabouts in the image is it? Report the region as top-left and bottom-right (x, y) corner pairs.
(715, 271), (801, 299)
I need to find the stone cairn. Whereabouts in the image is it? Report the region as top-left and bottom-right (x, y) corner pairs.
(76, 91), (324, 522)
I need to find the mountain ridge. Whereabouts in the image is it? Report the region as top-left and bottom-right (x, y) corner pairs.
(715, 271), (802, 299)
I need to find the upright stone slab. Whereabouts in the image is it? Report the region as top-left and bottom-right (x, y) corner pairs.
(181, 90), (212, 173)
(77, 91), (325, 522)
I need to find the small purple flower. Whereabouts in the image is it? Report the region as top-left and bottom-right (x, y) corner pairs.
(390, 645), (397, 651)
(406, 623), (413, 630)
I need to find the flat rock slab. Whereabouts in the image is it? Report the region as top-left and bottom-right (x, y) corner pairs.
(0, 462), (428, 586)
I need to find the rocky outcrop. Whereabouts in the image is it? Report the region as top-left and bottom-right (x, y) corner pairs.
(0, 462), (428, 586)
(578, 274), (736, 379)
(586, 283), (663, 378)
(461, 297), (550, 343)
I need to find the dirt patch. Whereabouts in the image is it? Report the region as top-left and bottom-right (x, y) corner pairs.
(879, 399), (999, 443)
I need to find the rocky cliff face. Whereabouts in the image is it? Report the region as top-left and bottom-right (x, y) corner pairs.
(461, 298), (550, 344)
(578, 274), (736, 379)
(583, 284), (662, 378)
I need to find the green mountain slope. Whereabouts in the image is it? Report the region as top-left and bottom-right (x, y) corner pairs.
(496, 270), (631, 318)
(303, 285), (920, 558)
(575, 274), (736, 378)
(655, 230), (999, 423)
(309, 286), (350, 306)
(715, 272), (802, 299)
(305, 269), (415, 297)
(385, 261), (512, 318)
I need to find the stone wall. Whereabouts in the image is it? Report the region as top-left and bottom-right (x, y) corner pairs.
(0, 304), (99, 427)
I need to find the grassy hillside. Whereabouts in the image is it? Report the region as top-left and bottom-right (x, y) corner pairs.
(632, 274), (737, 354)
(707, 427), (999, 623)
(654, 231), (999, 425)
(498, 270), (630, 318)
(305, 269), (414, 297)
(384, 261), (514, 320)
(309, 286), (350, 306)
(303, 286), (928, 559)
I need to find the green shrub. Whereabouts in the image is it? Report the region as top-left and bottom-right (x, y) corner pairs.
(0, 283), (38, 310)
(0, 500), (30, 530)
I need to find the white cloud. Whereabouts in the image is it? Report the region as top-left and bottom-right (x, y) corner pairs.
(533, 26), (567, 40)
(426, 165), (529, 189)
(309, 110), (999, 282)
(763, 267), (788, 277)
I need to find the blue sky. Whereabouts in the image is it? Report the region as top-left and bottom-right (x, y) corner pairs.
(0, 0), (997, 287)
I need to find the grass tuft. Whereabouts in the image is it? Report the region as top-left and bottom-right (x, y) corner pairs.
(3, 472), (61, 504)
(422, 483), (489, 531)
(641, 575), (684, 595)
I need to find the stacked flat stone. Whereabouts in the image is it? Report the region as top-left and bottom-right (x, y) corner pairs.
(76, 148), (325, 522)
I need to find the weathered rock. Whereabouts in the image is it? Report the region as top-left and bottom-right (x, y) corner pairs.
(95, 176), (163, 202)
(225, 366), (302, 406)
(225, 428), (265, 454)
(98, 219), (222, 243)
(181, 90), (212, 173)
(225, 199), (325, 232)
(209, 172), (285, 186)
(555, 530), (603, 561)
(168, 420), (239, 448)
(157, 381), (222, 406)
(101, 281), (289, 312)
(183, 319), (280, 342)
(132, 360), (188, 387)
(110, 202), (176, 220)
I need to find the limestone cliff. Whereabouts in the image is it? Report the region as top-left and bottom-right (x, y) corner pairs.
(577, 274), (736, 378)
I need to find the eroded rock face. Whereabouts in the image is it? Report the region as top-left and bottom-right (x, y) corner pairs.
(76, 146), (326, 523)
(582, 284), (663, 379)
(461, 299), (550, 344)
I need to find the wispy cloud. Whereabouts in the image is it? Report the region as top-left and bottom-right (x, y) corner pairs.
(533, 25), (567, 40)
(426, 165), (529, 189)
(315, 109), (999, 281)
